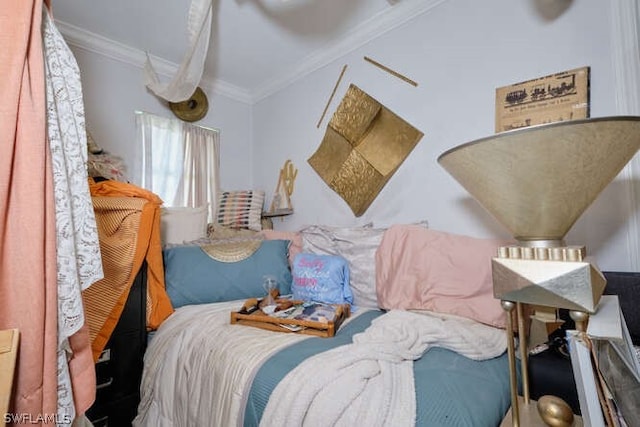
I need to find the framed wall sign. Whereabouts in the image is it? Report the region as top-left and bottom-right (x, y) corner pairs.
(495, 66), (590, 133)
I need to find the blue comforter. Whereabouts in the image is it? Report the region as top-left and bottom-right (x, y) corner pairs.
(243, 310), (511, 427)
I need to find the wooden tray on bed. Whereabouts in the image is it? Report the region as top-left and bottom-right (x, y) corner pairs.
(230, 299), (350, 337)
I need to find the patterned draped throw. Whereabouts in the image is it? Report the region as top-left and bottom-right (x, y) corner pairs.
(308, 84), (424, 217)
(43, 7), (104, 424)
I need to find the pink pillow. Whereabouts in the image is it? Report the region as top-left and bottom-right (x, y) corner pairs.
(259, 229), (302, 267)
(376, 225), (509, 328)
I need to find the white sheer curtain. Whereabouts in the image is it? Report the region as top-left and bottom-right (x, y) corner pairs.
(137, 111), (220, 221)
(611, 0), (640, 270)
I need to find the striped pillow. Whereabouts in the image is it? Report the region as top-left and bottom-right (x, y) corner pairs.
(215, 190), (265, 231)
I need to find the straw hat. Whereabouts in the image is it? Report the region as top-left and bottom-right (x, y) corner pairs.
(169, 87), (209, 122)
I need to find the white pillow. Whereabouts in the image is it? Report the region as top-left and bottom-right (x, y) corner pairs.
(161, 206), (208, 246)
(300, 225), (384, 309)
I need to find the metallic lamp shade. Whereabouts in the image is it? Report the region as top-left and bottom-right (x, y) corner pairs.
(437, 117), (640, 244)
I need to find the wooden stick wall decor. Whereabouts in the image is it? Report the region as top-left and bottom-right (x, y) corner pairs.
(316, 64), (348, 129)
(363, 56), (418, 87)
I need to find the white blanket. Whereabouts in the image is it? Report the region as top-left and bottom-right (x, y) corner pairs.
(134, 300), (311, 427)
(260, 310), (507, 427)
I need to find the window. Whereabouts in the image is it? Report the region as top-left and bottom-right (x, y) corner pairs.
(136, 111), (220, 222)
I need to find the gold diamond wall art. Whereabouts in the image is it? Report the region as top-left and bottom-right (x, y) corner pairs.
(308, 84), (424, 217)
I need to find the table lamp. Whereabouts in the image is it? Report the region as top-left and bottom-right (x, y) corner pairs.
(438, 116), (640, 426)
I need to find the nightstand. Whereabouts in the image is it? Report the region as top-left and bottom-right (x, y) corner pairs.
(86, 265), (147, 427)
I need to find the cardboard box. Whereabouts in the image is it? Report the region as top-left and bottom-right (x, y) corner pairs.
(0, 329), (19, 426)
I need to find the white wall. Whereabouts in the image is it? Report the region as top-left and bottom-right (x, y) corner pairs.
(70, 46), (254, 190)
(68, 0), (638, 271)
(252, 0), (637, 271)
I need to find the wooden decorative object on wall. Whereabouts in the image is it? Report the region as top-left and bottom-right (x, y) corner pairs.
(317, 64), (348, 129)
(364, 56), (418, 87)
(265, 160), (297, 217)
(169, 86), (209, 122)
(495, 66), (590, 133)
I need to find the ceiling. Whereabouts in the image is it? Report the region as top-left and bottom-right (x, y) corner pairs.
(52, 0), (428, 102)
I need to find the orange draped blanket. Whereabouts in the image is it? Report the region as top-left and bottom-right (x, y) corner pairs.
(85, 179), (174, 361)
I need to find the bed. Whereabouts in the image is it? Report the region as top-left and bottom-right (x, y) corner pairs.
(133, 222), (514, 427)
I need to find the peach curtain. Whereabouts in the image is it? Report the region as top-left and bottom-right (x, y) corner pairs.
(0, 1), (95, 425)
(0, 0), (59, 423)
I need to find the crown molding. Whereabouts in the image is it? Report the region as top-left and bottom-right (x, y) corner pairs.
(55, 0), (447, 105)
(56, 20), (253, 104)
(251, 0), (449, 103)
